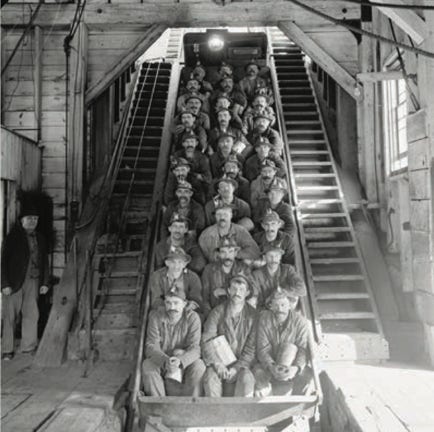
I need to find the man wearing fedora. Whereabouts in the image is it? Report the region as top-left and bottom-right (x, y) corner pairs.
(199, 203), (260, 264)
(252, 243), (305, 308)
(253, 177), (294, 235)
(247, 111), (283, 156)
(142, 289), (206, 396)
(163, 158), (206, 206)
(254, 285), (312, 396)
(156, 213), (206, 275)
(202, 272), (258, 397)
(201, 236), (255, 316)
(1, 205), (50, 359)
(244, 136), (285, 182)
(205, 177), (253, 232)
(148, 247), (203, 314)
(254, 209), (295, 266)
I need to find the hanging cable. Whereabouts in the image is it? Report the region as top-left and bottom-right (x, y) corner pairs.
(340, 0), (434, 10)
(388, 19), (420, 111)
(286, 0), (434, 59)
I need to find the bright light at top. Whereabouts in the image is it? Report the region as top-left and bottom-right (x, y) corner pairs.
(208, 35), (225, 51)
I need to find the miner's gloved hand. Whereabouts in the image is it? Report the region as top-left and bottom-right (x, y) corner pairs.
(2, 287), (12, 296)
(40, 285), (49, 295)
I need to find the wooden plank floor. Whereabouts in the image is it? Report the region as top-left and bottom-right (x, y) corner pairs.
(1, 353), (132, 432)
(324, 362), (434, 432)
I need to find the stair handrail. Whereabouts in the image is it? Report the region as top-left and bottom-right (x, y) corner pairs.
(266, 28), (322, 341)
(125, 61), (181, 432)
(267, 28), (323, 406)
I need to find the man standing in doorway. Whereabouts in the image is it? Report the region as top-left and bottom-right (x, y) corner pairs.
(1, 205), (50, 360)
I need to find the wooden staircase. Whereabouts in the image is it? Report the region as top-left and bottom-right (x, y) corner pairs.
(268, 28), (389, 361)
(70, 62), (173, 361)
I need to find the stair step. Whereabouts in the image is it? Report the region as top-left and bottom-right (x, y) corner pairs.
(308, 241), (355, 248)
(97, 288), (137, 296)
(301, 213), (345, 219)
(298, 198), (342, 203)
(291, 150), (328, 156)
(310, 258), (360, 264)
(316, 293), (370, 300)
(297, 186), (338, 191)
(320, 312), (376, 320)
(292, 161), (332, 166)
(295, 173), (334, 178)
(304, 226), (351, 232)
(313, 275), (364, 282)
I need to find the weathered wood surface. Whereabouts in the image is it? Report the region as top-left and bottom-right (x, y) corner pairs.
(1, 1), (360, 27)
(278, 22), (358, 99)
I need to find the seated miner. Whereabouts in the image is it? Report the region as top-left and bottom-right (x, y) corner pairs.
(242, 94), (276, 135)
(253, 178), (294, 235)
(205, 177), (253, 232)
(238, 60), (269, 105)
(1, 206), (50, 359)
(156, 213), (206, 275)
(148, 247), (203, 313)
(210, 154), (250, 204)
(247, 112), (283, 156)
(211, 76), (247, 130)
(208, 108), (252, 158)
(250, 159), (281, 209)
(184, 93), (210, 130)
(202, 272), (258, 397)
(244, 136), (285, 182)
(164, 157), (207, 206)
(210, 94), (232, 127)
(162, 181), (206, 238)
(177, 75), (208, 113)
(173, 109), (208, 153)
(254, 286), (312, 396)
(174, 132), (212, 199)
(142, 289), (206, 397)
(191, 62), (213, 100)
(253, 210), (295, 266)
(252, 243), (305, 308)
(209, 133), (242, 179)
(201, 236), (255, 316)
(198, 203), (260, 263)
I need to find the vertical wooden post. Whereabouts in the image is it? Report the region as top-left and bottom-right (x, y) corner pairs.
(67, 22), (88, 226)
(34, 25), (42, 143)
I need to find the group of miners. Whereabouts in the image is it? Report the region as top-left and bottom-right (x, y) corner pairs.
(142, 61), (312, 398)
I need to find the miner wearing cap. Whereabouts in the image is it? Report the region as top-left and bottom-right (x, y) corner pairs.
(247, 111), (283, 156)
(205, 177), (253, 232)
(142, 289), (206, 396)
(191, 62), (213, 97)
(242, 94), (276, 136)
(201, 236), (256, 316)
(244, 136), (285, 182)
(252, 243), (305, 308)
(174, 132), (212, 198)
(162, 180), (206, 236)
(254, 286), (312, 396)
(202, 272), (258, 397)
(211, 76), (247, 130)
(250, 159), (281, 209)
(199, 203), (260, 264)
(254, 210), (295, 265)
(164, 158), (206, 206)
(173, 108), (208, 153)
(238, 60), (269, 105)
(1, 205), (50, 359)
(177, 75), (209, 113)
(253, 177), (294, 235)
(184, 93), (210, 130)
(208, 108), (251, 156)
(211, 94), (232, 127)
(209, 133), (243, 179)
(213, 154), (250, 204)
(156, 213), (206, 275)
(148, 247), (203, 314)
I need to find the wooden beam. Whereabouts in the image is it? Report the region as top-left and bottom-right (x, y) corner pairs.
(278, 21), (358, 99)
(85, 24), (166, 105)
(357, 71), (404, 82)
(34, 26), (42, 142)
(1, 1), (360, 27)
(374, 0), (428, 45)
